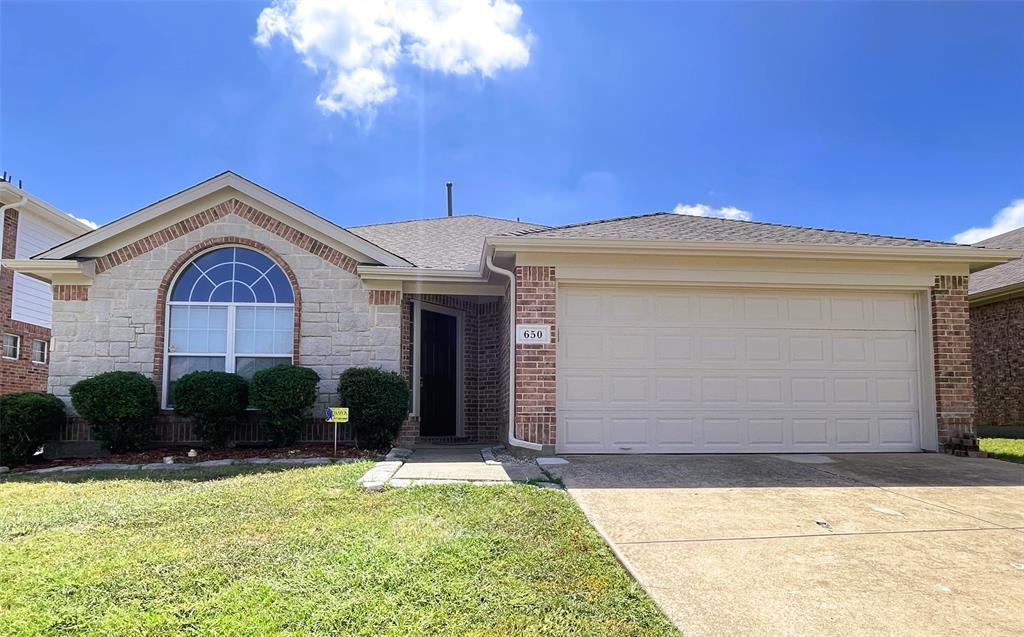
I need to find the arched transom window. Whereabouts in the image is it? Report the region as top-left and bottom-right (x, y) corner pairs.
(165, 246), (294, 405)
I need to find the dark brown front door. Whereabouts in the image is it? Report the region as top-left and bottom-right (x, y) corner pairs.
(420, 309), (457, 436)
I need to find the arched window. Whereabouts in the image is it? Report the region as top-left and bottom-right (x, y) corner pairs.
(164, 246), (294, 406)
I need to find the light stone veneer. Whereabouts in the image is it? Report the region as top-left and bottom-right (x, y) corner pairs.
(48, 213), (400, 410)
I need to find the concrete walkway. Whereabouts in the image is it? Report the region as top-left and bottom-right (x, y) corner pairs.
(559, 453), (1024, 637)
(389, 447), (547, 485)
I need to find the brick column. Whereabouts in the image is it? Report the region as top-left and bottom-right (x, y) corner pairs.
(931, 275), (974, 444)
(515, 266), (556, 446)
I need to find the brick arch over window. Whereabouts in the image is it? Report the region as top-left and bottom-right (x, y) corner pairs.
(153, 237), (302, 405)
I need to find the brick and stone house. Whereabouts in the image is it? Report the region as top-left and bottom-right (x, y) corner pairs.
(968, 227), (1024, 428)
(3, 172), (1018, 453)
(0, 179), (92, 394)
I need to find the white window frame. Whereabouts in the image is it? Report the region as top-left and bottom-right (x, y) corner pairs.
(161, 247), (295, 409)
(411, 300), (465, 437)
(2, 334), (20, 360)
(30, 339), (48, 364)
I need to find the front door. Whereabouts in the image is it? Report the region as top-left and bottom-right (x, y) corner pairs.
(419, 309), (458, 436)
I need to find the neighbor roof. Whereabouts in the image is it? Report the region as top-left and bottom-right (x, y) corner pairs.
(351, 215), (545, 270)
(970, 227), (1024, 296)
(509, 212), (962, 248)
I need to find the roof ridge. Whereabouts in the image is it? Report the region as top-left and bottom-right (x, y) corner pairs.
(351, 213), (546, 230)
(517, 210), (963, 247)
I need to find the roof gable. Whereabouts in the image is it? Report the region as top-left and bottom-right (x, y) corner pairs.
(36, 172), (411, 267)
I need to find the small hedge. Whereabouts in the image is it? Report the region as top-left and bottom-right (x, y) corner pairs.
(172, 371), (248, 447)
(251, 365), (320, 447)
(338, 367), (409, 448)
(0, 392), (65, 467)
(70, 371), (158, 452)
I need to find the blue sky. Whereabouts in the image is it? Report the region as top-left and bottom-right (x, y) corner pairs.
(2, 1), (1022, 242)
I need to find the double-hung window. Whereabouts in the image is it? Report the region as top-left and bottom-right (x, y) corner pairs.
(164, 246), (294, 406)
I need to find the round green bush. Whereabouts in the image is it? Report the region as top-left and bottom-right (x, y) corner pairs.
(337, 367), (410, 448)
(250, 365), (320, 447)
(0, 392), (65, 467)
(172, 371), (248, 447)
(69, 371), (158, 452)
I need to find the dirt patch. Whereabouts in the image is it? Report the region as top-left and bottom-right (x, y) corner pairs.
(10, 444), (386, 473)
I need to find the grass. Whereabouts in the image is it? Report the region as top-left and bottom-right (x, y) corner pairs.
(0, 464), (677, 637)
(979, 438), (1024, 464)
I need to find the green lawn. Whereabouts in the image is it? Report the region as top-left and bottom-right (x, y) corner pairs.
(0, 464), (677, 637)
(980, 438), (1024, 464)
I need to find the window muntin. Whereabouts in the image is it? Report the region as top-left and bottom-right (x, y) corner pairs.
(31, 339), (48, 364)
(165, 247), (294, 407)
(2, 334), (20, 360)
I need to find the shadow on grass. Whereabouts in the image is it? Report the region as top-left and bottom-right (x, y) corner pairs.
(0, 461), (374, 485)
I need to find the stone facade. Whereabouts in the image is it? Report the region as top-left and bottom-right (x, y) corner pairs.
(514, 266), (557, 446)
(49, 200), (400, 421)
(1, 209), (51, 394)
(931, 275), (975, 443)
(971, 295), (1024, 427)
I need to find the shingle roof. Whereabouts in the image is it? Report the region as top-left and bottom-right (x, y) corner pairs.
(350, 215), (545, 270)
(508, 212), (961, 247)
(970, 227), (1024, 296)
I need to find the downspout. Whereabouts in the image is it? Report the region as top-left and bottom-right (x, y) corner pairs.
(486, 251), (544, 452)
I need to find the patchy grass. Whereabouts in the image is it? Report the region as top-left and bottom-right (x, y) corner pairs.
(0, 464), (677, 636)
(980, 438), (1024, 464)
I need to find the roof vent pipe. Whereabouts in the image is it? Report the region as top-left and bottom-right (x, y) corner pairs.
(446, 181), (453, 217)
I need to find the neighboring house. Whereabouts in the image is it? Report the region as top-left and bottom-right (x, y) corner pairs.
(0, 180), (92, 394)
(3, 172), (1018, 453)
(968, 227), (1024, 428)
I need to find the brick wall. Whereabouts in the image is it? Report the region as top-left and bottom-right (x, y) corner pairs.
(931, 275), (975, 443)
(514, 266), (556, 446)
(0, 209), (51, 394)
(970, 295), (1024, 427)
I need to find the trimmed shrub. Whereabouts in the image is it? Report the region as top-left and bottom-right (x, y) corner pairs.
(172, 371), (248, 447)
(0, 392), (65, 467)
(337, 367), (410, 448)
(250, 365), (320, 447)
(70, 371), (158, 452)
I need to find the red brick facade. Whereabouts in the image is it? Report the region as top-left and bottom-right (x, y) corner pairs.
(52, 285), (89, 301)
(970, 295), (1024, 427)
(93, 198), (359, 276)
(152, 236), (303, 405)
(367, 289), (401, 305)
(931, 275), (975, 443)
(514, 266), (557, 446)
(1, 209), (51, 394)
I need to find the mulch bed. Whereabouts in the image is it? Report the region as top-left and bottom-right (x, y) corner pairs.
(9, 444), (386, 474)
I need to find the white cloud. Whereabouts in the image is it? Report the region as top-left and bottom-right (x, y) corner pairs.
(953, 199), (1024, 244)
(255, 0), (532, 119)
(69, 215), (98, 229)
(672, 203), (754, 221)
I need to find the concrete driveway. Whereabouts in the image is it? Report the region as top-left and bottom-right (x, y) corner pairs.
(556, 454), (1024, 637)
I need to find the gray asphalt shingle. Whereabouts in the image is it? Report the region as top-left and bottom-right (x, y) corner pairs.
(971, 227), (1024, 295)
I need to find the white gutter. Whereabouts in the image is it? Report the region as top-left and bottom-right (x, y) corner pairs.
(0, 194), (28, 261)
(485, 251), (544, 452)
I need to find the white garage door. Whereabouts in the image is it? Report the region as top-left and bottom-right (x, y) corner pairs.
(557, 286), (923, 453)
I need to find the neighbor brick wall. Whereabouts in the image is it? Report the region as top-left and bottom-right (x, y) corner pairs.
(0, 209), (51, 394)
(931, 275), (975, 443)
(514, 266), (556, 446)
(970, 296), (1024, 427)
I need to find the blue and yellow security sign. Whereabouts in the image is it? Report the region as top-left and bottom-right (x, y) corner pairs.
(325, 407), (350, 423)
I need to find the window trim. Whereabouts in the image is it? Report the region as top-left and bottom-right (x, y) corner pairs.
(30, 339), (48, 364)
(2, 334), (21, 360)
(161, 246), (296, 409)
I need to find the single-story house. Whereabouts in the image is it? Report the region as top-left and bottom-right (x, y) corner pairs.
(1, 179), (93, 394)
(969, 226), (1024, 428)
(3, 172), (1019, 453)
